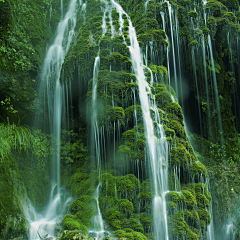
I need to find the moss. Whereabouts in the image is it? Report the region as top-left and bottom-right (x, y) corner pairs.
(0, 154), (29, 239)
(182, 190), (197, 208)
(118, 127), (146, 163)
(99, 105), (125, 127)
(63, 217), (81, 230)
(125, 105), (143, 125)
(116, 174), (140, 201)
(59, 230), (93, 240)
(148, 67), (168, 84)
(222, 12), (237, 23)
(195, 193), (210, 209)
(206, 0), (228, 17)
(155, 91), (173, 108)
(189, 41), (199, 47)
(190, 160), (207, 175)
(186, 230), (198, 239)
(197, 209), (210, 224)
(170, 145), (191, 165)
(167, 201), (177, 211)
(168, 212), (189, 237)
(114, 229), (147, 240)
(71, 170), (93, 197)
(99, 172), (116, 196)
(165, 128), (176, 137)
(202, 27), (210, 35)
(119, 199), (134, 214)
(187, 11), (198, 19)
(70, 195), (98, 229)
(138, 29), (169, 49)
(108, 52), (132, 71)
(166, 102), (184, 122)
(184, 210), (200, 224)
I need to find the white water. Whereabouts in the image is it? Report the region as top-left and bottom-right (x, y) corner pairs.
(207, 34), (224, 143)
(24, 0), (80, 239)
(128, 12), (169, 240)
(98, 1), (169, 238)
(88, 184), (108, 240)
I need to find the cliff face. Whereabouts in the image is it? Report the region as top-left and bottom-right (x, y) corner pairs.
(0, 0), (240, 239)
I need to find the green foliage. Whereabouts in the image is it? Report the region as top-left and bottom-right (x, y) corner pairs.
(138, 29), (169, 49)
(0, 121), (31, 158)
(189, 40), (199, 47)
(114, 229), (147, 240)
(118, 126), (146, 163)
(166, 102), (184, 122)
(148, 65), (168, 83)
(60, 130), (87, 164)
(187, 11), (198, 19)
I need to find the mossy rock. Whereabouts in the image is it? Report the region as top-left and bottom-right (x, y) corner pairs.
(63, 217), (81, 231)
(168, 212), (189, 237)
(118, 127), (146, 163)
(165, 128), (176, 137)
(114, 228), (147, 240)
(125, 105), (143, 125)
(155, 91), (173, 109)
(59, 230), (94, 240)
(98, 105), (125, 129)
(182, 190), (197, 208)
(69, 195), (98, 229)
(108, 52), (132, 72)
(166, 102), (184, 122)
(206, 0), (228, 18)
(170, 145), (191, 165)
(138, 29), (169, 48)
(190, 160), (207, 176)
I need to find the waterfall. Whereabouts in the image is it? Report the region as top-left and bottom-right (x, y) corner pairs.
(128, 20), (169, 240)
(207, 34), (224, 144)
(23, 0), (80, 239)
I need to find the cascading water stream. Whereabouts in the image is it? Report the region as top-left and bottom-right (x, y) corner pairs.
(23, 0), (84, 239)
(98, 0), (169, 238)
(201, 35), (212, 138)
(207, 34), (224, 144)
(89, 55), (111, 239)
(128, 11), (169, 240)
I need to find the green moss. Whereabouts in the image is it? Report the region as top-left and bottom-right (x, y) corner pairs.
(119, 199), (134, 213)
(182, 190), (197, 207)
(206, 0), (228, 17)
(125, 105), (143, 125)
(108, 52), (132, 71)
(59, 230), (93, 240)
(165, 128), (176, 137)
(190, 160), (207, 175)
(202, 27), (210, 35)
(63, 217), (81, 230)
(167, 201), (177, 211)
(166, 102), (184, 121)
(187, 11), (198, 19)
(118, 127), (146, 163)
(196, 193), (210, 209)
(189, 41), (199, 47)
(99, 105), (125, 127)
(138, 29), (169, 49)
(170, 145), (191, 165)
(168, 212), (189, 237)
(155, 91), (173, 108)
(197, 209), (210, 225)
(70, 195), (98, 229)
(222, 12), (237, 23)
(99, 172), (116, 196)
(114, 229), (147, 240)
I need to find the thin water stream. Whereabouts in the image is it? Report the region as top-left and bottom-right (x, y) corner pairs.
(23, 0), (82, 239)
